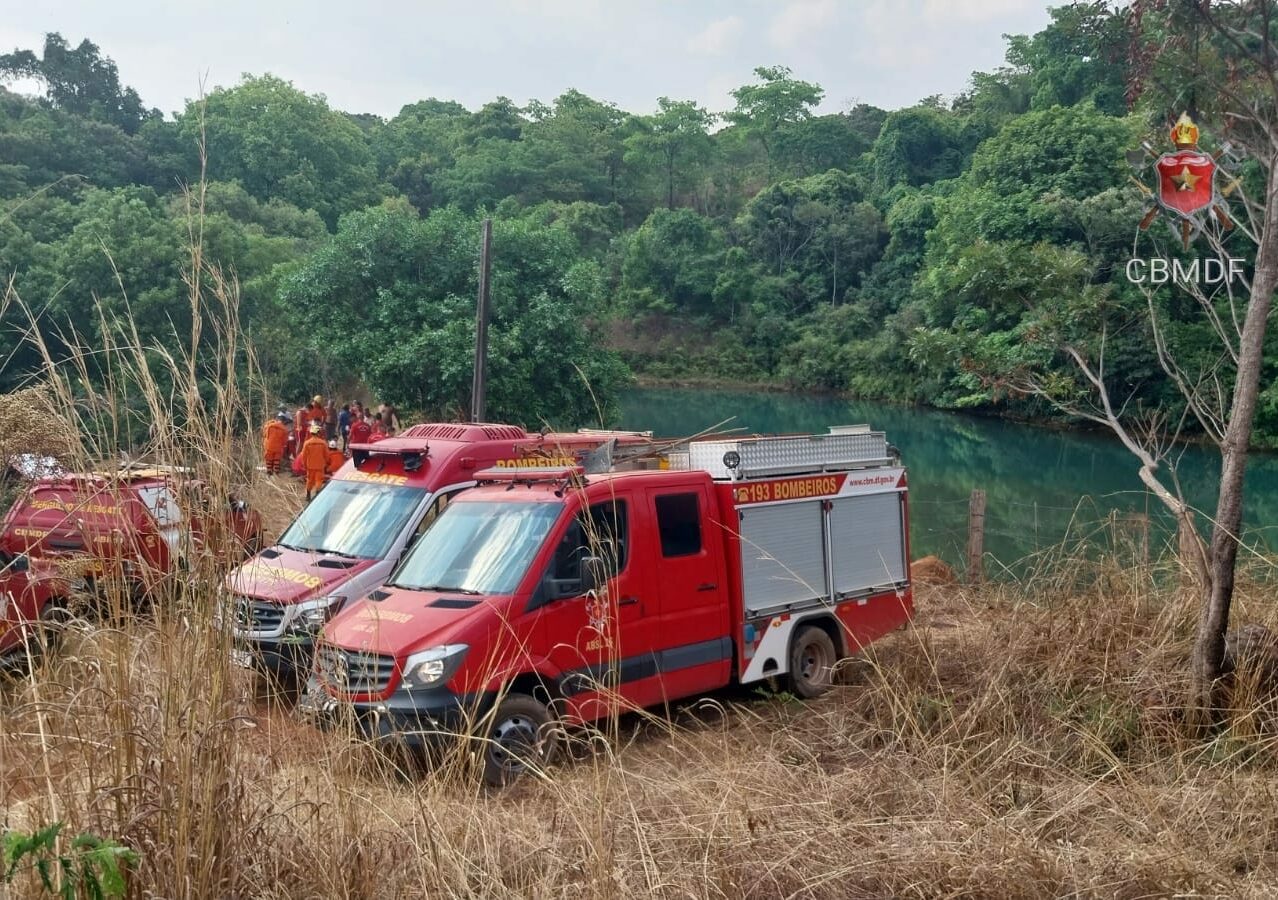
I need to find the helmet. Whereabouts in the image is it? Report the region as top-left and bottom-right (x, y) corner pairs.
(309, 424), (322, 434)
(276, 413), (289, 422)
(312, 395), (323, 405)
(328, 440), (337, 449)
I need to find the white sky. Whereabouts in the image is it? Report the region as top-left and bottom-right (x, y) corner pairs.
(0, 0), (1054, 118)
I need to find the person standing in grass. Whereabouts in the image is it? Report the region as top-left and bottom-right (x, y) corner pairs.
(338, 403), (352, 452)
(292, 404), (307, 459)
(262, 413), (289, 475)
(379, 402), (400, 435)
(348, 410), (372, 466)
(300, 424), (329, 501)
(306, 395), (327, 431)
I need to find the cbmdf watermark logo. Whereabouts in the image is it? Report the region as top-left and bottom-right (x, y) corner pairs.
(1126, 112), (1245, 285)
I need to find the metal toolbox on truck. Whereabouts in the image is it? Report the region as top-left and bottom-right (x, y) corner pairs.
(687, 426), (893, 481)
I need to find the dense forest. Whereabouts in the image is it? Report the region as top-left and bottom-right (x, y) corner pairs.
(1, 4), (1275, 439)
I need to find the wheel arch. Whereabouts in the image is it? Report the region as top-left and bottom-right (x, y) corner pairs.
(795, 613), (847, 660)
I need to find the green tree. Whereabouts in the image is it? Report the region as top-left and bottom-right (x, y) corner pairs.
(772, 111), (879, 178)
(928, 104), (1135, 251)
(621, 208), (725, 317)
(0, 33), (153, 133)
(729, 66), (824, 178)
(737, 170), (884, 311)
(371, 99), (469, 213)
(0, 88), (145, 196)
(1006, 1), (1130, 116)
(624, 98), (715, 210)
(175, 75), (380, 227)
(871, 105), (967, 191)
(280, 204), (629, 424)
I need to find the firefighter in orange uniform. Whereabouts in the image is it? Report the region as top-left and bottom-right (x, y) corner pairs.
(325, 440), (345, 479)
(300, 424), (329, 501)
(262, 413), (289, 475)
(306, 395), (327, 430)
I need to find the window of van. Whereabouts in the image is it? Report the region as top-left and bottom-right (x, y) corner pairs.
(655, 493), (701, 557)
(552, 500), (629, 581)
(415, 492), (452, 536)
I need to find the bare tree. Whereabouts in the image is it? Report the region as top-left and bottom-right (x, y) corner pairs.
(1002, 0), (1278, 719)
(1130, 0), (1278, 716)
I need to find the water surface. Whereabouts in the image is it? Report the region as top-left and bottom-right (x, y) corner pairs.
(618, 387), (1278, 569)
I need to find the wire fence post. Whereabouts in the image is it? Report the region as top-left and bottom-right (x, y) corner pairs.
(966, 488), (986, 585)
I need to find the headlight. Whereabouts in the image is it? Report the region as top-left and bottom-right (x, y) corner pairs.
(287, 595), (347, 635)
(401, 644), (468, 690)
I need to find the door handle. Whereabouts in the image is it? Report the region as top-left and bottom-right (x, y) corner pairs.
(617, 596), (640, 607)
(696, 583), (717, 592)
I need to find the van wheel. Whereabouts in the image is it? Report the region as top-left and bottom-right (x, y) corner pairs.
(483, 694), (558, 787)
(22, 600), (71, 665)
(786, 626), (837, 699)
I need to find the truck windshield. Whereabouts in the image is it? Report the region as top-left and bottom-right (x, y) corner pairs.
(278, 482), (426, 559)
(390, 500), (562, 595)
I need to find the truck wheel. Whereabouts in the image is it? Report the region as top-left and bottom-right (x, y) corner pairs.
(22, 601), (70, 666)
(786, 625), (837, 699)
(482, 694), (558, 787)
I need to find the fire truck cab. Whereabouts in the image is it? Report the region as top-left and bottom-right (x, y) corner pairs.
(227, 423), (650, 679)
(0, 552), (71, 673)
(0, 465), (262, 594)
(310, 426), (911, 785)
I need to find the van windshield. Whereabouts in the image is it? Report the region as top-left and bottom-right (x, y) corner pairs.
(390, 500), (562, 595)
(278, 482), (426, 559)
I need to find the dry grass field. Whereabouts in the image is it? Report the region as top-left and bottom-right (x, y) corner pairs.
(6, 510), (1278, 899)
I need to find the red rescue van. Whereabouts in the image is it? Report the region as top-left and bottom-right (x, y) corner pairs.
(310, 426), (912, 784)
(0, 466), (262, 593)
(226, 423), (650, 679)
(0, 552), (71, 672)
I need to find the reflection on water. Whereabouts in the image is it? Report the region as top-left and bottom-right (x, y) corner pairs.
(618, 387), (1278, 568)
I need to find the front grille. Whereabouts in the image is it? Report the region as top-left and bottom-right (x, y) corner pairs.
(234, 597), (286, 636)
(316, 644), (397, 696)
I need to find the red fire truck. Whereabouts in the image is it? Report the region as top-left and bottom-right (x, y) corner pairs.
(226, 423), (650, 679)
(0, 552), (71, 672)
(309, 426), (911, 784)
(0, 466), (262, 594)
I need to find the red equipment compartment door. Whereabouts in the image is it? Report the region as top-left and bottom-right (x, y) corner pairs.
(640, 480), (732, 706)
(537, 490), (657, 723)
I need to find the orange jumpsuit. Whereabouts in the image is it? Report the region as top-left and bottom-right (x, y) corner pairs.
(300, 435), (329, 497)
(262, 420), (288, 473)
(326, 449), (346, 478)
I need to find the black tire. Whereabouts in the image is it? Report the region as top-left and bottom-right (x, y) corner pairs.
(20, 600), (70, 668)
(482, 693), (558, 787)
(786, 625), (838, 699)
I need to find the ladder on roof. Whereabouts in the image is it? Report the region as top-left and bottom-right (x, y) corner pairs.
(685, 427), (894, 481)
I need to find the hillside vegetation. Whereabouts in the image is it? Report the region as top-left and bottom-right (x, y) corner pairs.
(3, 5), (1275, 441)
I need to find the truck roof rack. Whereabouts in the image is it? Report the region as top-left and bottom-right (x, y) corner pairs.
(687, 427), (893, 481)
(474, 466), (583, 492)
(576, 427), (654, 438)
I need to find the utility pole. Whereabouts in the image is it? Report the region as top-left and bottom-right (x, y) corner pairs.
(470, 218), (492, 423)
